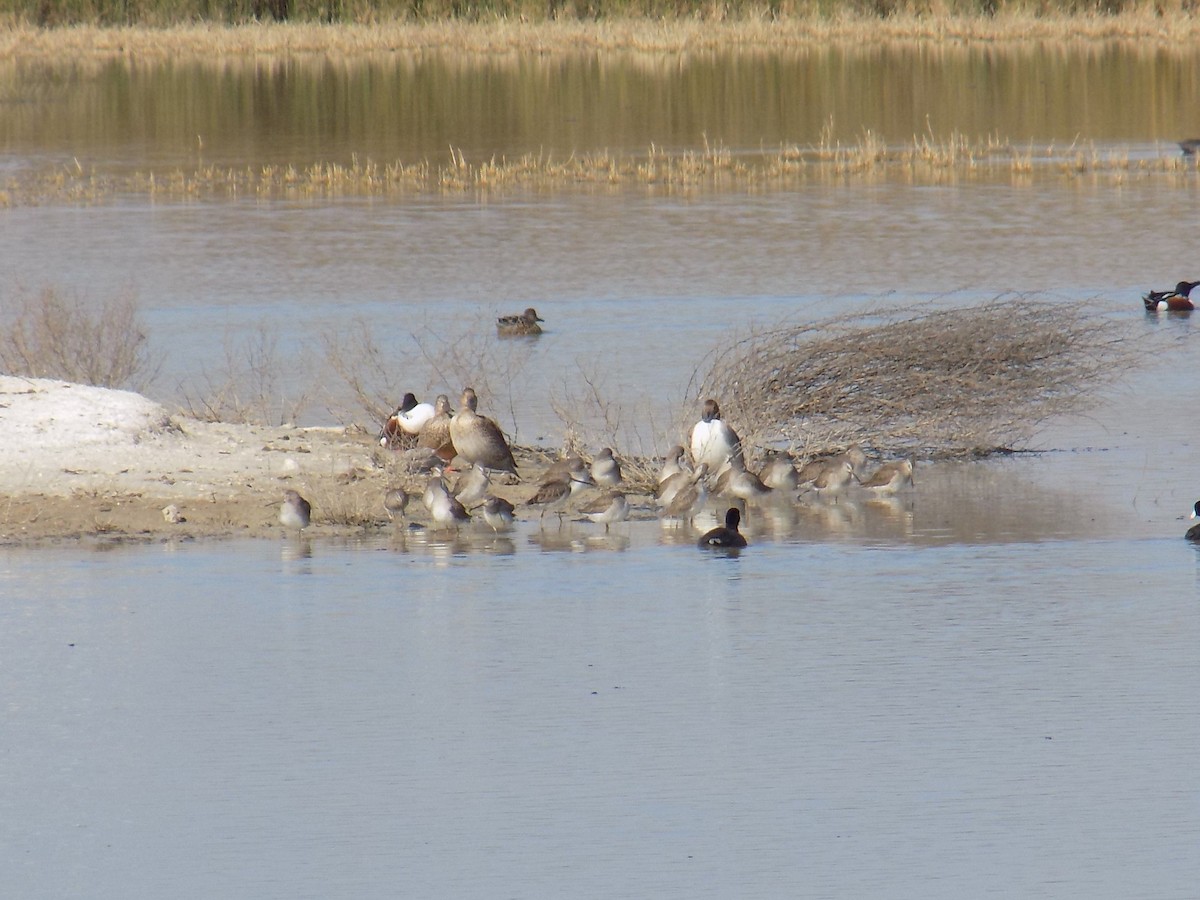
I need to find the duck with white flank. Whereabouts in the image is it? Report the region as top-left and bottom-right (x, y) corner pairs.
(449, 387), (519, 476)
(1186, 501), (1200, 541)
(497, 307), (545, 337)
(698, 507), (748, 549)
(380, 392), (436, 448)
(1144, 280), (1200, 312)
(690, 398), (743, 473)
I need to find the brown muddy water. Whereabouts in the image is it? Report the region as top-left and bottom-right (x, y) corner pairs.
(2, 45), (1199, 899)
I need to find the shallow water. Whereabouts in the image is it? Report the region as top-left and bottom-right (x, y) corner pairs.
(4, 45), (1200, 898)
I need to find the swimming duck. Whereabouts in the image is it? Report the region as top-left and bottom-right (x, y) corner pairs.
(279, 489), (311, 532)
(416, 394), (456, 463)
(690, 398), (743, 473)
(698, 507), (748, 549)
(1144, 281), (1200, 312)
(589, 447), (623, 488)
(449, 387), (519, 476)
(1187, 501), (1200, 541)
(579, 492), (630, 532)
(857, 458), (915, 495)
(497, 307), (545, 336)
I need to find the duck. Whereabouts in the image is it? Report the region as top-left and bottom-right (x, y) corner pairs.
(497, 307), (545, 337)
(1187, 501), (1200, 541)
(1178, 139), (1200, 156)
(698, 507), (748, 549)
(379, 393), (436, 448)
(579, 492), (630, 532)
(448, 387), (518, 476)
(279, 489), (311, 532)
(589, 447), (623, 488)
(857, 458), (915, 495)
(482, 496), (516, 533)
(416, 394), (456, 463)
(1143, 281), (1200, 312)
(690, 398), (743, 473)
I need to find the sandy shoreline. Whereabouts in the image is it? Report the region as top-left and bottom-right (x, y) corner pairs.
(0, 376), (572, 543)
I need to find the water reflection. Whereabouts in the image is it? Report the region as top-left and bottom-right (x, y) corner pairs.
(5, 44), (1200, 174)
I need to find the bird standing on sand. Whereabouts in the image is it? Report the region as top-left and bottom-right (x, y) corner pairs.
(383, 488), (411, 522)
(497, 307), (545, 336)
(380, 392), (435, 448)
(690, 399), (743, 473)
(279, 489), (311, 532)
(527, 458), (593, 527)
(449, 387), (519, 476)
(416, 394), (456, 463)
(589, 447), (623, 487)
(698, 507), (748, 549)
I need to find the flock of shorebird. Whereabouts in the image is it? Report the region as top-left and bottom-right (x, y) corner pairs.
(278, 290), (1200, 545)
(278, 306), (918, 549)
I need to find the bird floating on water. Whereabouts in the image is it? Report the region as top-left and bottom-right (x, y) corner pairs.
(497, 307), (545, 337)
(1186, 501), (1200, 542)
(698, 507), (748, 549)
(1143, 280), (1200, 312)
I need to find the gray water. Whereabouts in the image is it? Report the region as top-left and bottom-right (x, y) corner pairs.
(3, 45), (1200, 899)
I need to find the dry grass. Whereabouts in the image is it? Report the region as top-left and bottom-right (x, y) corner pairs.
(5, 134), (1196, 207)
(688, 296), (1131, 460)
(6, 16), (1200, 60)
(0, 285), (159, 390)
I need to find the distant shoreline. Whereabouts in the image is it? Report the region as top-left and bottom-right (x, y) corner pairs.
(3, 15), (1200, 61)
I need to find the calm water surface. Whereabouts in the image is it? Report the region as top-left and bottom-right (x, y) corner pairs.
(3, 45), (1200, 898)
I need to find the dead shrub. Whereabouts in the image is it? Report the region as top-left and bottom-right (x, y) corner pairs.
(689, 296), (1131, 459)
(0, 285), (157, 390)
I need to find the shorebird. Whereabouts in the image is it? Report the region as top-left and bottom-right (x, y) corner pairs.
(858, 458), (915, 496)
(713, 457), (772, 504)
(698, 507), (748, 549)
(449, 387), (518, 476)
(661, 466), (708, 525)
(758, 450), (799, 491)
(690, 398), (743, 473)
(452, 463), (492, 507)
(496, 307), (545, 337)
(415, 394), (456, 463)
(526, 460), (593, 527)
(589, 447), (623, 487)
(657, 462), (707, 510)
(482, 496), (516, 532)
(579, 491), (630, 532)
(809, 459), (855, 501)
(798, 444), (868, 486)
(279, 489), (311, 532)
(657, 445), (689, 487)
(1143, 280), (1200, 312)
(383, 488), (411, 522)
(424, 473), (470, 530)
